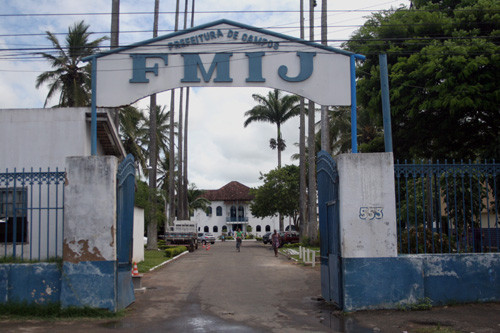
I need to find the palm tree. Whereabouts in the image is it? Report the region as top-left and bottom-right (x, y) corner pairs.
(187, 183), (211, 217)
(244, 89), (300, 168)
(143, 104), (177, 165)
(119, 106), (148, 175)
(36, 21), (108, 107)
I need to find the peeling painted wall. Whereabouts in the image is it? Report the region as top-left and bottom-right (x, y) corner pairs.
(0, 263), (61, 304)
(342, 253), (500, 311)
(64, 156), (118, 263)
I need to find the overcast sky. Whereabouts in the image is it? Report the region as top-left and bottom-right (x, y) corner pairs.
(0, 0), (409, 189)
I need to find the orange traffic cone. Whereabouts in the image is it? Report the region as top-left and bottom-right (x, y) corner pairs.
(132, 262), (139, 276)
(206, 244), (211, 251)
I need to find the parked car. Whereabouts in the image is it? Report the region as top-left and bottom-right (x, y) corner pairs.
(198, 232), (216, 245)
(279, 231), (300, 247)
(262, 232), (272, 244)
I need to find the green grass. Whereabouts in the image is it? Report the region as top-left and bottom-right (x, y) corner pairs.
(0, 302), (123, 320)
(136, 247), (187, 273)
(0, 257), (62, 265)
(136, 250), (169, 273)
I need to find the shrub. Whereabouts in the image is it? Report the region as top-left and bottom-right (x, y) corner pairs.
(164, 246), (187, 258)
(398, 225), (456, 254)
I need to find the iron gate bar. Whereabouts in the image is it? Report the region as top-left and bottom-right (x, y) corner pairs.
(394, 160), (500, 254)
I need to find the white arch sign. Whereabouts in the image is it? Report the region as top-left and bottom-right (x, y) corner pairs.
(83, 19), (365, 154)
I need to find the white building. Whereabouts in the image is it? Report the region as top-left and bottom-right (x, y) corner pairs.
(192, 181), (280, 238)
(0, 107), (144, 261)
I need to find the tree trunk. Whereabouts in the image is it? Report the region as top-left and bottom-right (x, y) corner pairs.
(147, 0), (160, 250)
(183, 0), (195, 219)
(298, 0), (308, 243)
(277, 124), (282, 169)
(307, 0), (318, 243)
(177, 87), (184, 219)
(168, 0), (180, 226)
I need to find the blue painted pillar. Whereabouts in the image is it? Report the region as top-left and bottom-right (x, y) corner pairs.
(91, 56), (97, 156)
(379, 54), (393, 153)
(350, 55), (358, 153)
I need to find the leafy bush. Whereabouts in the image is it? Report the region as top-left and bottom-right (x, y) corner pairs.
(398, 225), (456, 254)
(164, 246), (187, 258)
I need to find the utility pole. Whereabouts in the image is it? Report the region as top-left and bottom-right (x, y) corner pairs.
(110, 0), (120, 49)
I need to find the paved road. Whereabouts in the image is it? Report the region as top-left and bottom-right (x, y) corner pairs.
(2, 241), (347, 332)
(122, 240), (339, 332)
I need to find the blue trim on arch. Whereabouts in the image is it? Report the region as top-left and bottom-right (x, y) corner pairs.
(83, 19), (364, 62)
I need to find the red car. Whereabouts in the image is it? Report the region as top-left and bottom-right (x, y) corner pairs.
(279, 231), (300, 247)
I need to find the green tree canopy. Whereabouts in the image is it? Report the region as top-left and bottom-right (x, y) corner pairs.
(345, 0), (500, 160)
(249, 165), (300, 228)
(36, 21), (108, 107)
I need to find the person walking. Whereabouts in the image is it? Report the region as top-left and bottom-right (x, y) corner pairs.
(235, 228), (243, 252)
(271, 230), (280, 257)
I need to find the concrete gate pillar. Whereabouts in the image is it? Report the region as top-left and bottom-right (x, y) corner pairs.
(61, 156), (119, 311)
(335, 153), (415, 311)
(335, 152), (397, 258)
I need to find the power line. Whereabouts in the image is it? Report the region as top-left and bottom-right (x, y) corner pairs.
(0, 7), (497, 17)
(1, 20), (498, 39)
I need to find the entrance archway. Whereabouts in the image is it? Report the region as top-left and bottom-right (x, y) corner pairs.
(83, 19), (366, 307)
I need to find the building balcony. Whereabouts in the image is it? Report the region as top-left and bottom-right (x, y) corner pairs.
(226, 217), (249, 223)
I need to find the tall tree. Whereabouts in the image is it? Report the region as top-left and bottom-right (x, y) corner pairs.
(307, 0), (318, 244)
(345, 0), (500, 161)
(168, 0), (181, 226)
(147, 0), (160, 250)
(298, 0), (308, 243)
(243, 89), (300, 169)
(320, 0), (330, 153)
(119, 105), (148, 174)
(36, 21), (107, 107)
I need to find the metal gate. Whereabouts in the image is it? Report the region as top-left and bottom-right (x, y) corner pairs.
(116, 154), (136, 309)
(317, 151), (342, 308)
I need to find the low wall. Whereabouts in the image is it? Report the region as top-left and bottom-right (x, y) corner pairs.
(0, 263), (61, 304)
(342, 253), (500, 311)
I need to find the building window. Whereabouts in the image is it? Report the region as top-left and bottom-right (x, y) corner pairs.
(256, 225), (261, 232)
(216, 206), (222, 216)
(0, 187), (28, 243)
(265, 225), (271, 232)
(213, 226), (218, 233)
(204, 226), (209, 232)
(238, 206), (244, 219)
(222, 226), (227, 232)
(206, 206), (212, 217)
(230, 206), (236, 219)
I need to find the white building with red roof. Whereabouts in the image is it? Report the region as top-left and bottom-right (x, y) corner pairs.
(192, 181), (282, 238)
